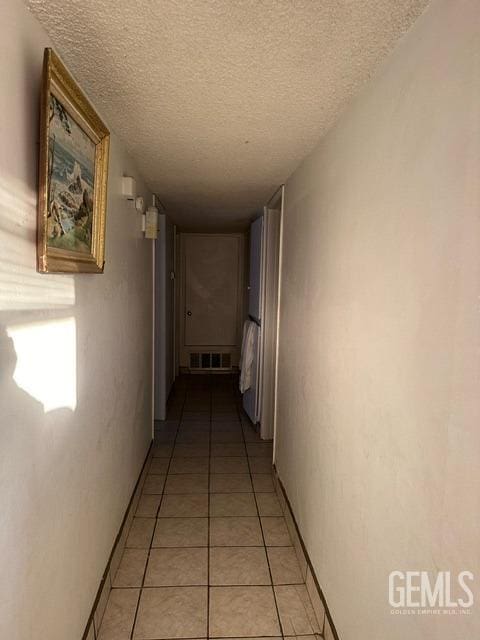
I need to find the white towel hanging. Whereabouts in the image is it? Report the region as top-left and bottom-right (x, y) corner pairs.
(239, 320), (257, 393)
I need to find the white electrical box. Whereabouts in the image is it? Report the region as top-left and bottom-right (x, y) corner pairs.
(122, 176), (136, 200)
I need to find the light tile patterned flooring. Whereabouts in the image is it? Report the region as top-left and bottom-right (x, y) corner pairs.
(98, 375), (321, 640)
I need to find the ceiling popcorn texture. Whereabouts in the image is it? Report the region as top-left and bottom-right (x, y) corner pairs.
(26, 0), (429, 229)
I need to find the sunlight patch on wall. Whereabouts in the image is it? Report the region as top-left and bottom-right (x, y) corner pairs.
(0, 180), (75, 310)
(7, 317), (77, 412)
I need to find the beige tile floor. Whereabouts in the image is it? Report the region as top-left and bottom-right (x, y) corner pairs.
(98, 375), (321, 640)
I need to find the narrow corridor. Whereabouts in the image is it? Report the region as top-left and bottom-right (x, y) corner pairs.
(97, 375), (322, 639)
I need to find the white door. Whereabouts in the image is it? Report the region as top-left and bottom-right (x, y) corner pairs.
(184, 235), (240, 347)
(242, 322), (261, 423)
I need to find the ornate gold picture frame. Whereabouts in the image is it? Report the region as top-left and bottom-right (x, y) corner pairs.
(37, 48), (110, 273)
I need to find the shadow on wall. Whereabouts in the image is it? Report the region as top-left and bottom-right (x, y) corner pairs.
(0, 324), (44, 420)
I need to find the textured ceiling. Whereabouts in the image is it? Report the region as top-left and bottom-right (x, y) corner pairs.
(27, 0), (428, 230)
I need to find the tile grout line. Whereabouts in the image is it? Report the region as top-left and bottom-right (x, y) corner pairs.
(127, 383), (187, 640)
(235, 379), (286, 640)
(114, 580), (304, 589)
(140, 636), (288, 640)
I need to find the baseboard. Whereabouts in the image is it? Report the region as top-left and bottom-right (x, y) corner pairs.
(272, 464), (340, 640)
(82, 441), (153, 640)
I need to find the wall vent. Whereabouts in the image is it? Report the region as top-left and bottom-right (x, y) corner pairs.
(189, 352), (200, 369)
(189, 352), (232, 370)
(221, 353), (231, 369)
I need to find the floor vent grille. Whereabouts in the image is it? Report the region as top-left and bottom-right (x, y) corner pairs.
(189, 352), (232, 370)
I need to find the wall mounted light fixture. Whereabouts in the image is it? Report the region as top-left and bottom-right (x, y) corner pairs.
(145, 195), (159, 239)
(122, 176), (159, 239)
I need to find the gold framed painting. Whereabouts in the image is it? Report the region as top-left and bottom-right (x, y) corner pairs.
(37, 48), (110, 273)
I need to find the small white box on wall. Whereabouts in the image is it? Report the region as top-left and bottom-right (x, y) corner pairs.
(122, 176), (136, 200)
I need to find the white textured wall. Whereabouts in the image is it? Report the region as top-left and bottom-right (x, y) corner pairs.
(0, 1), (153, 638)
(276, 1), (480, 639)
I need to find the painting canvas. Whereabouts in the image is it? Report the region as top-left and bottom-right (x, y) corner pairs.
(38, 49), (109, 273)
(47, 95), (96, 254)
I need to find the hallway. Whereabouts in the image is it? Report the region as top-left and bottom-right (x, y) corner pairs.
(97, 376), (322, 640)
(2, 1), (480, 638)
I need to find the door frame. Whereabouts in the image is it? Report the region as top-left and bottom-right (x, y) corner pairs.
(154, 214), (176, 420)
(259, 186), (284, 444)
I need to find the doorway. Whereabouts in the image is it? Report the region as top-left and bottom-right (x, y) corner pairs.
(177, 233), (245, 372)
(242, 187), (283, 441)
